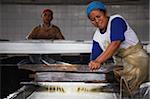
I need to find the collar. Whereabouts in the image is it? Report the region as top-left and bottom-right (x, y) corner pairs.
(41, 23), (53, 28)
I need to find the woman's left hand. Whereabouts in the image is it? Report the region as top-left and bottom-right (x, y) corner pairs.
(88, 60), (101, 71)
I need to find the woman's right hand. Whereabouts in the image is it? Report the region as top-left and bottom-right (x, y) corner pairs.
(88, 60), (101, 71)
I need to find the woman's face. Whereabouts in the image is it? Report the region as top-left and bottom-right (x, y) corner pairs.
(89, 9), (108, 31)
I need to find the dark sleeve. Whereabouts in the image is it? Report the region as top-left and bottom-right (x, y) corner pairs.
(110, 17), (127, 42)
(90, 40), (103, 60)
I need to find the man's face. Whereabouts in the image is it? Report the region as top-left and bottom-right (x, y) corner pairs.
(42, 11), (53, 24)
(89, 9), (107, 31)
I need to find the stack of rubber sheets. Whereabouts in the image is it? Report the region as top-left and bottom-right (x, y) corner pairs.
(19, 64), (122, 82)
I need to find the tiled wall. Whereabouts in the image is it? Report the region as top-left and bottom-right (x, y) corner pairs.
(0, 4), (149, 41)
(0, 4), (2, 38)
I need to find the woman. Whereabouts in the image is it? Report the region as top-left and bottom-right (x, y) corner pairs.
(86, 1), (148, 94)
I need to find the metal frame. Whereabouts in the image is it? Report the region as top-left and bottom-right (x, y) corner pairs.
(0, 40), (92, 54)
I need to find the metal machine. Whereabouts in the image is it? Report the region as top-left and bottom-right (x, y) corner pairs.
(5, 63), (120, 99)
(1, 40), (148, 99)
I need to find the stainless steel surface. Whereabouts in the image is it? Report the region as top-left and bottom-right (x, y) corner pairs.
(26, 82), (119, 99)
(27, 92), (119, 99)
(0, 40), (149, 54)
(6, 82), (119, 99)
(6, 85), (39, 99)
(35, 72), (106, 82)
(0, 40), (92, 54)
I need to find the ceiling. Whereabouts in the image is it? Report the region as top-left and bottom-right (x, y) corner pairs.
(0, 0), (148, 5)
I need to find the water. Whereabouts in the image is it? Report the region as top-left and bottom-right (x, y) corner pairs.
(27, 92), (118, 99)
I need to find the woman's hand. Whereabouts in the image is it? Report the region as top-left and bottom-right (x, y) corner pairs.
(88, 60), (101, 71)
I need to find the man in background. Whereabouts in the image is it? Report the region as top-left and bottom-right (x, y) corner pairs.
(19, 9), (65, 65)
(26, 8), (64, 40)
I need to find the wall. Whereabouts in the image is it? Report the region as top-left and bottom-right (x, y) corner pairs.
(0, 4), (149, 41)
(0, 4), (1, 24)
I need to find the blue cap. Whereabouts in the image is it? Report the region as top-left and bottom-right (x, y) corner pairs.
(86, 1), (106, 16)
